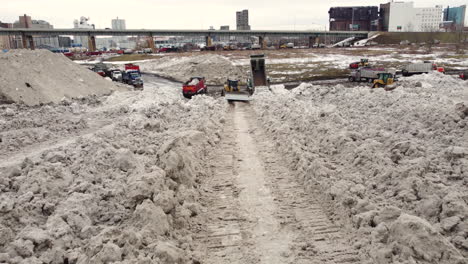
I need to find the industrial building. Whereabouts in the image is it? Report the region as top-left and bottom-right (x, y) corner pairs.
(236, 10), (251, 30)
(379, 2), (444, 32)
(329, 6), (379, 31)
(12, 15), (59, 48)
(220, 25), (230, 30)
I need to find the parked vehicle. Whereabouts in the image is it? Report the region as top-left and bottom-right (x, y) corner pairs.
(460, 71), (467, 80)
(111, 70), (123, 82)
(349, 67), (388, 82)
(182, 77), (207, 98)
(402, 62), (444, 76)
(123, 64), (143, 89)
(251, 44), (261, 50)
(349, 59), (370, 69)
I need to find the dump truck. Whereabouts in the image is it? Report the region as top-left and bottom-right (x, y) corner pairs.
(182, 77), (207, 99)
(349, 67), (388, 82)
(402, 62), (444, 76)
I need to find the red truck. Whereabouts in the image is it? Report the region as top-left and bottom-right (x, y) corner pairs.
(182, 77), (207, 99)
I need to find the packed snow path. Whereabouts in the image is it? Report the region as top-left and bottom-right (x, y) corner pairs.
(194, 102), (360, 264)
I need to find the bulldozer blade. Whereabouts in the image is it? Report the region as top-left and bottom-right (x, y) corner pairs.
(225, 93), (251, 101)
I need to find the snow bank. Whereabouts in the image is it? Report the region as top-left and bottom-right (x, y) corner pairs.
(252, 73), (468, 262)
(140, 54), (246, 85)
(0, 50), (118, 106)
(0, 84), (226, 263)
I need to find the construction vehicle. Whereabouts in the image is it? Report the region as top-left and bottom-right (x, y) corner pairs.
(182, 77), (207, 99)
(222, 54), (267, 101)
(402, 62), (444, 76)
(349, 59), (370, 69)
(372, 73), (397, 90)
(349, 67), (388, 83)
(123, 64), (144, 89)
(460, 71), (467, 80)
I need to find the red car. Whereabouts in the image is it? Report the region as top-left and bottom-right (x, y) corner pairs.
(182, 77), (207, 99)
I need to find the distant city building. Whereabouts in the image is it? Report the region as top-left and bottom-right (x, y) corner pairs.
(380, 2), (443, 32)
(12, 15), (59, 48)
(73, 17), (94, 49)
(236, 10), (251, 30)
(443, 5), (466, 31)
(329, 6), (379, 31)
(110, 17), (132, 49)
(220, 25), (230, 30)
(111, 17), (126, 30)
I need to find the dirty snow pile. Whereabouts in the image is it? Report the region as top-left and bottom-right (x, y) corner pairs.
(141, 54), (246, 85)
(0, 50), (118, 105)
(0, 84), (226, 263)
(253, 73), (468, 263)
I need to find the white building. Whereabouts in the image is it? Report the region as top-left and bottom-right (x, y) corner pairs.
(385, 2), (443, 32)
(73, 17), (94, 48)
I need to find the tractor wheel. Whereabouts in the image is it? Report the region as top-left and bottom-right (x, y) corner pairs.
(348, 77), (355, 82)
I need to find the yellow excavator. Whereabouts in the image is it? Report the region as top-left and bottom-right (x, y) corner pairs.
(372, 72), (397, 90)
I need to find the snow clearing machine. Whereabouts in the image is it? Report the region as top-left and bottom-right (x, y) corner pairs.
(372, 72), (397, 90)
(222, 54), (268, 101)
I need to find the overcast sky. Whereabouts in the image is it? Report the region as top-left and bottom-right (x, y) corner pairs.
(1, 0), (467, 30)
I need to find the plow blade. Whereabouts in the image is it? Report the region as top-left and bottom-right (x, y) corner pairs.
(225, 93), (251, 102)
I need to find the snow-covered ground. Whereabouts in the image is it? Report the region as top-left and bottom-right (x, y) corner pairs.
(0, 75), (227, 263)
(252, 73), (468, 262)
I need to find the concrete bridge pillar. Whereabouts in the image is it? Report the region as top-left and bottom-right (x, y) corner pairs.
(308, 36), (314, 48)
(205, 36), (213, 47)
(148, 34), (156, 52)
(27, 35), (35, 50)
(21, 32), (27, 49)
(88, 35), (97, 52)
(258, 36), (267, 49)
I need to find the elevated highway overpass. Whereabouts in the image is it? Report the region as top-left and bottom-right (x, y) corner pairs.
(0, 28), (369, 51)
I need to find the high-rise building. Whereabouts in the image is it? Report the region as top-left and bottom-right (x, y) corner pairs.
(443, 5), (467, 31)
(111, 17), (126, 30)
(380, 2), (443, 32)
(111, 17), (130, 49)
(329, 6), (379, 31)
(236, 10), (251, 30)
(73, 17), (94, 48)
